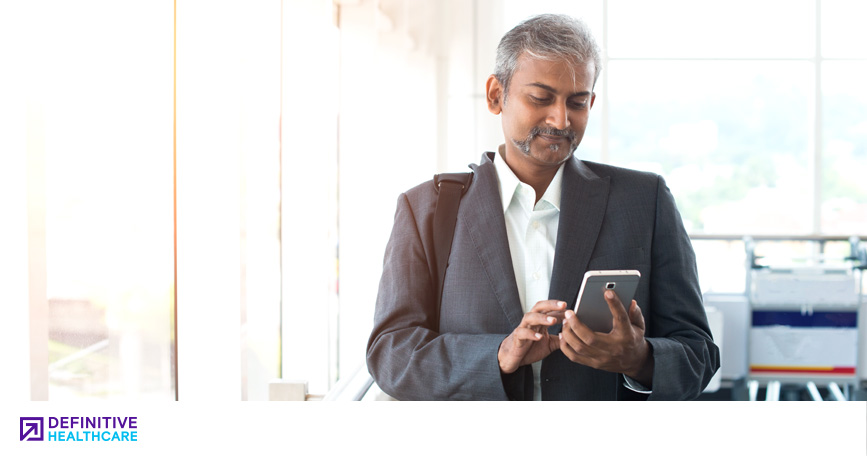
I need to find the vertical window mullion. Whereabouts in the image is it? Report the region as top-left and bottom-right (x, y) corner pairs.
(813, 0), (823, 235)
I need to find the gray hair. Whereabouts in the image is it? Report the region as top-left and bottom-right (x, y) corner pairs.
(493, 14), (602, 102)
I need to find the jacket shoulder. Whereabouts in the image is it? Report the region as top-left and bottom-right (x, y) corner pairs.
(401, 167), (480, 211)
(403, 178), (437, 204)
(580, 160), (661, 187)
(398, 179), (439, 229)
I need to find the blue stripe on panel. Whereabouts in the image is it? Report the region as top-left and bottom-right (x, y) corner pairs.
(751, 311), (857, 328)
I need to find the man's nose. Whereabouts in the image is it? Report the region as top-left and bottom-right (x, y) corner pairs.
(545, 101), (570, 130)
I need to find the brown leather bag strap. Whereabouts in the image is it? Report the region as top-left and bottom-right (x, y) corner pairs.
(431, 172), (473, 331)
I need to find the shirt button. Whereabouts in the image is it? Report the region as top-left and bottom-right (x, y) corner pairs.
(532, 272), (540, 280)
(532, 221), (540, 230)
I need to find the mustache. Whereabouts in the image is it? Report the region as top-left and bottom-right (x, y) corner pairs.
(529, 126), (577, 143)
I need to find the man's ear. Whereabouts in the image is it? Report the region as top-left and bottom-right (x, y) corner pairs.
(485, 75), (503, 114)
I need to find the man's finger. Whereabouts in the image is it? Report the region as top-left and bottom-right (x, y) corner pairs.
(561, 311), (603, 355)
(543, 310), (567, 323)
(559, 318), (588, 351)
(512, 327), (543, 348)
(604, 290), (631, 329)
(547, 333), (562, 352)
(530, 300), (568, 314)
(563, 309), (602, 346)
(520, 312), (559, 329)
(559, 334), (597, 366)
(628, 300), (645, 331)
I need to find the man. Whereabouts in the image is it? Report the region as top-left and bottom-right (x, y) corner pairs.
(367, 14), (719, 400)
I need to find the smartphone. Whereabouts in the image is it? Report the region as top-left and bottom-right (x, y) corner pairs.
(573, 270), (641, 332)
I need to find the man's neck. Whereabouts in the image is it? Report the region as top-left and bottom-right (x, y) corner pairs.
(498, 145), (560, 204)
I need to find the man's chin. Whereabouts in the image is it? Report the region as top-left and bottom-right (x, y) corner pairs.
(526, 145), (575, 166)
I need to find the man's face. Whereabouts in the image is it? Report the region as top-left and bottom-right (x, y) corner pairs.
(487, 54), (596, 169)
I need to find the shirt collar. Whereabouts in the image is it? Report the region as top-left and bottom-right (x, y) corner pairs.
(493, 146), (564, 214)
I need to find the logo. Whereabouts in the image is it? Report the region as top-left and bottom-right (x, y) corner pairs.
(20, 417), (44, 441)
(19, 416), (138, 442)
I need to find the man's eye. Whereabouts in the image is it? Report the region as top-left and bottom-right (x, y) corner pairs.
(529, 95), (551, 104)
(569, 101), (588, 109)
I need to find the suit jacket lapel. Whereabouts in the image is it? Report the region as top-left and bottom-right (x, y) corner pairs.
(465, 152), (524, 328)
(549, 157), (610, 306)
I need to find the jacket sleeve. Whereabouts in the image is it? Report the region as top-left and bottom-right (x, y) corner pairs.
(366, 193), (513, 400)
(644, 176), (721, 400)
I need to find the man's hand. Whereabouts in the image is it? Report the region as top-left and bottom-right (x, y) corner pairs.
(559, 290), (654, 386)
(498, 300), (566, 374)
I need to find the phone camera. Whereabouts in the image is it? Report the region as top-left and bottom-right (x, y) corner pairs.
(605, 282), (616, 289)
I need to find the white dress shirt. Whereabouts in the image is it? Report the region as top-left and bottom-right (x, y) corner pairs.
(493, 150), (562, 401)
(492, 150), (650, 400)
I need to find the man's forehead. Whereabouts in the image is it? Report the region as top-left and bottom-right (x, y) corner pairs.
(512, 54), (595, 92)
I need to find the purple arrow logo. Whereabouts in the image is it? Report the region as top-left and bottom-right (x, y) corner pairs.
(20, 417), (44, 441)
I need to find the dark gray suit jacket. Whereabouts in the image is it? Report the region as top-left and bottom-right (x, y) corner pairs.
(367, 152), (719, 400)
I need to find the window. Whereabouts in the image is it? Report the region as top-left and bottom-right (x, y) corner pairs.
(477, 0), (867, 238)
(3, 1), (174, 400)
